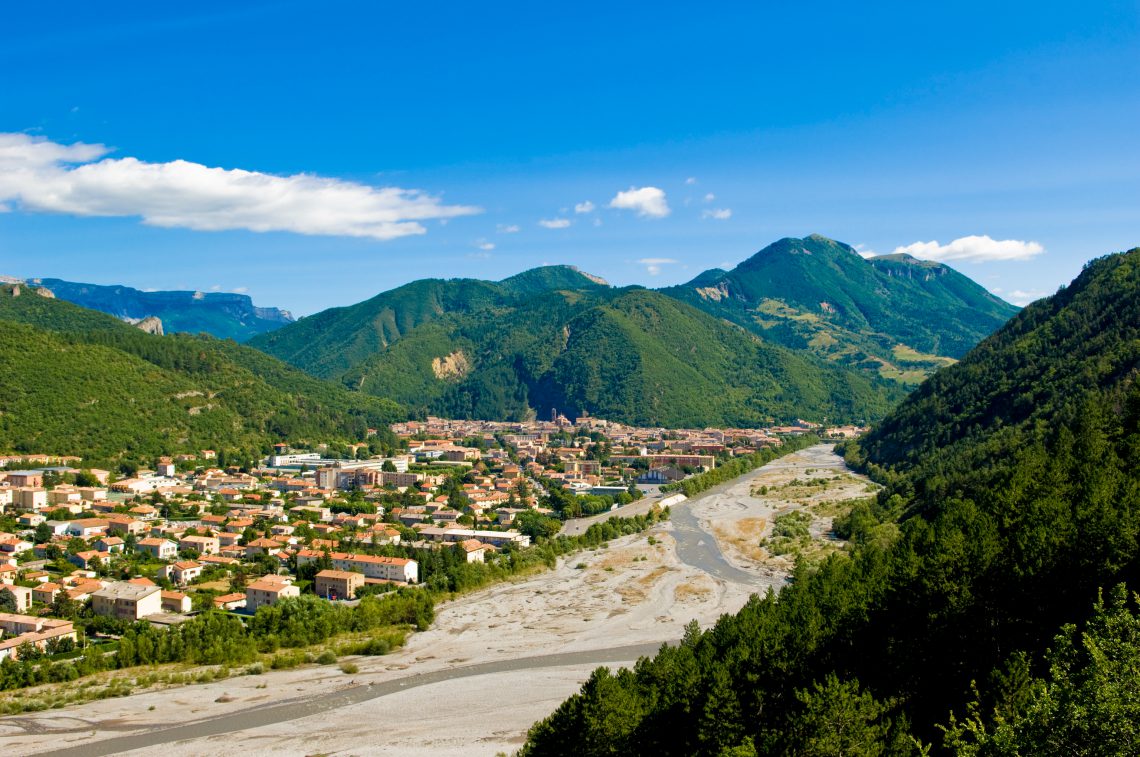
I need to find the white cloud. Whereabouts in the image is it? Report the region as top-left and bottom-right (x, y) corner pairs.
(539, 218), (571, 229)
(685, 177), (697, 185)
(574, 200), (595, 214)
(592, 217), (603, 227)
(638, 257), (678, 276)
(854, 243), (878, 259)
(0, 132), (480, 241)
(893, 234), (1044, 263)
(232, 286), (249, 294)
(703, 192), (715, 203)
(609, 186), (670, 218)
(497, 223), (520, 233)
(1008, 289), (1047, 306)
(701, 208), (732, 220)
(473, 238), (495, 251)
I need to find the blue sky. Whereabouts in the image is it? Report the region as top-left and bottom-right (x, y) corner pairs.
(1, 1), (1138, 314)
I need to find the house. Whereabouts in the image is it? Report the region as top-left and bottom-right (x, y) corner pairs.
(178, 534), (219, 556)
(0, 585), (32, 612)
(0, 564), (17, 585)
(91, 582), (162, 620)
(295, 550), (418, 584)
(160, 590), (192, 614)
(314, 569), (364, 600)
(32, 582), (61, 605)
(0, 537), (32, 555)
(0, 614), (76, 661)
(15, 488), (48, 511)
(127, 504), (158, 519)
(65, 518), (109, 538)
(199, 554), (239, 568)
(69, 550), (110, 570)
(94, 536), (125, 553)
(136, 537), (177, 560)
(244, 537), (284, 560)
(455, 539), (489, 564)
(106, 515), (147, 536)
(5, 471), (43, 487)
(161, 561), (203, 586)
(212, 592), (246, 610)
(244, 575), (300, 611)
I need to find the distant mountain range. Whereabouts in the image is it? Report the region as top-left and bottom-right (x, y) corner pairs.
(664, 234), (1019, 384)
(247, 234), (1017, 425)
(28, 278), (294, 341)
(249, 262), (907, 427)
(4, 234), (1020, 441)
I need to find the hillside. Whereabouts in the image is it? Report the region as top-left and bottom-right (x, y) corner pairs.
(253, 272), (905, 427)
(30, 277), (294, 341)
(0, 286), (402, 463)
(664, 234), (1019, 384)
(521, 247), (1140, 755)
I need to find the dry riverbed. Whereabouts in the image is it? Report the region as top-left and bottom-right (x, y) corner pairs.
(688, 444), (879, 574)
(3, 520), (753, 757)
(3, 444), (864, 756)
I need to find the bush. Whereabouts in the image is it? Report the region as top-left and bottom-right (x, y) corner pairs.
(340, 662), (359, 675)
(316, 650), (337, 665)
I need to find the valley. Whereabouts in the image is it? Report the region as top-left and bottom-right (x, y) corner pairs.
(5, 445), (868, 756)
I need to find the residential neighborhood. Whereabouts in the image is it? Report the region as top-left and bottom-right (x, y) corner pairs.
(0, 416), (833, 667)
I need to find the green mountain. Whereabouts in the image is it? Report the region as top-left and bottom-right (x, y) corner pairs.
(30, 277), (294, 341)
(251, 271), (905, 427)
(521, 247), (1140, 755)
(0, 285), (402, 463)
(664, 234), (1019, 384)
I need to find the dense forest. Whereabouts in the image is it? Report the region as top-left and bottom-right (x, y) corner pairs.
(520, 248), (1140, 755)
(0, 286), (402, 463)
(252, 266), (906, 427)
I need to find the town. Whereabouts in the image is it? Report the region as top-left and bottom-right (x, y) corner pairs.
(0, 415), (856, 666)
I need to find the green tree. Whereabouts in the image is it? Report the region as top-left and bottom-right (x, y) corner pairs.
(944, 585), (1140, 756)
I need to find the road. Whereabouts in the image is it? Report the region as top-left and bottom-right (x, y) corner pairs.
(32, 642), (666, 757)
(558, 484), (665, 537)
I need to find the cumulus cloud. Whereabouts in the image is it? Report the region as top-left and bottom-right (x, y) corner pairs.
(685, 177), (697, 185)
(703, 193), (715, 203)
(893, 234), (1044, 263)
(0, 132), (479, 241)
(638, 257), (678, 276)
(475, 240), (495, 251)
(497, 223), (520, 233)
(574, 200), (595, 214)
(854, 244), (878, 258)
(539, 218), (571, 229)
(609, 186), (670, 218)
(1008, 289), (1048, 306)
(701, 208), (732, 220)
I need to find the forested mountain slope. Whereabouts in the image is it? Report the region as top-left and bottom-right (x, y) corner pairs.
(664, 235), (1018, 384)
(520, 248), (1140, 756)
(0, 286), (401, 463)
(253, 269), (905, 427)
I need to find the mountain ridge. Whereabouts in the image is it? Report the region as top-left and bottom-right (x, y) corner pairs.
(29, 277), (294, 341)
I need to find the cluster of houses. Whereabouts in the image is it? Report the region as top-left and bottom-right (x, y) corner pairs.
(0, 416), (849, 661)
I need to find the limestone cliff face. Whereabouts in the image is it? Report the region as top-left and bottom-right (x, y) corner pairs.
(133, 315), (164, 335)
(31, 278), (293, 341)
